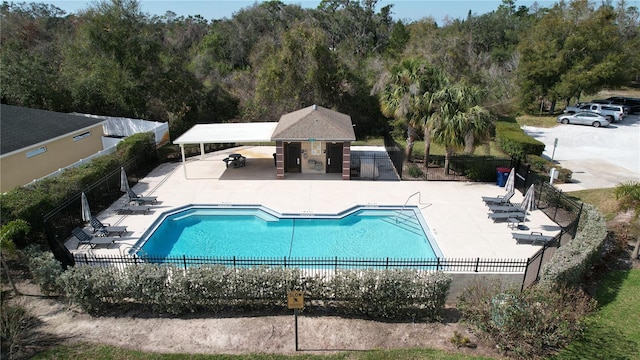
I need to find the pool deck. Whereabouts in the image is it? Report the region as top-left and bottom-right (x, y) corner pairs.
(68, 146), (561, 261)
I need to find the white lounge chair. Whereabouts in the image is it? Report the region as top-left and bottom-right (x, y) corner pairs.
(482, 190), (515, 205)
(512, 232), (554, 245)
(488, 211), (526, 222)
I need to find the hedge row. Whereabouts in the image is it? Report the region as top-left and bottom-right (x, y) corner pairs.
(25, 250), (451, 321)
(496, 131), (545, 160)
(0, 133), (156, 245)
(538, 204), (608, 288)
(526, 154), (572, 183)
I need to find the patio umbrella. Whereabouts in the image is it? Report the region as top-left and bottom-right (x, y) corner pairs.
(504, 168), (515, 193)
(120, 167), (130, 194)
(521, 184), (536, 212)
(519, 184), (536, 229)
(81, 192), (91, 222)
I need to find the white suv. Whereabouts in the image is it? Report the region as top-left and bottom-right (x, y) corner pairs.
(564, 103), (626, 122)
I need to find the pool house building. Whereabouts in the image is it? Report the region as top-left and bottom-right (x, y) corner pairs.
(174, 104), (356, 180)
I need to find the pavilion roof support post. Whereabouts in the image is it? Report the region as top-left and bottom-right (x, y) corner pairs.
(200, 143), (205, 160)
(180, 144), (187, 178)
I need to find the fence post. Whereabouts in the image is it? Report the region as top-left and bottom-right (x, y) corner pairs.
(284, 256), (287, 268)
(183, 255), (187, 271)
(436, 257), (440, 271)
(474, 257), (480, 272)
(521, 257), (531, 292)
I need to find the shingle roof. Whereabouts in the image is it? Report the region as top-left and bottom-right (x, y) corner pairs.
(0, 104), (105, 155)
(271, 104), (356, 141)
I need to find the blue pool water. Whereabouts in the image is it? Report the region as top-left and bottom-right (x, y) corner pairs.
(136, 205), (441, 259)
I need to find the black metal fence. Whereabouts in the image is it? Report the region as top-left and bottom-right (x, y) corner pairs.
(73, 254), (529, 274)
(384, 132), (404, 177)
(535, 182), (583, 234)
(401, 155), (512, 181)
(350, 152), (401, 181)
(43, 152), (160, 267)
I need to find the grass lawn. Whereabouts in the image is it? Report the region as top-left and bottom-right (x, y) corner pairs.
(551, 269), (640, 360)
(516, 114), (558, 128)
(565, 188), (620, 221)
(32, 345), (496, 360)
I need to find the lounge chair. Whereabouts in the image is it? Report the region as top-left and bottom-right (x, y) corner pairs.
(116, 204), (151, 215)
(482, 190), (514, 205)
(72, 227), (116, 249)
(90, 216), (127, 236)
(127, 188), (158, 204)
(488, 211), (526, 222)
(512, 232), (554, 245)
(487, 203), (522, 213)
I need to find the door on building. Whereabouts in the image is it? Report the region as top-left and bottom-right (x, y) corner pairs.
(326, 142), (343, 173)
(285, 142), (301, 173)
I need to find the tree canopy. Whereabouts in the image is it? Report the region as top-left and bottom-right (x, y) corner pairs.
(1, 0), (638, 141)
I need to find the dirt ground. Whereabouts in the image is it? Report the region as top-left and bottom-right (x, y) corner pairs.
(5, 280), (503, 359)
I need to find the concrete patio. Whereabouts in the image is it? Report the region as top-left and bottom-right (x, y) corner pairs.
(68, 146), (561, 261)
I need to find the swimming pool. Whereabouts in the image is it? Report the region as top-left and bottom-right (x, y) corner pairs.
(134, 205), (442, 260)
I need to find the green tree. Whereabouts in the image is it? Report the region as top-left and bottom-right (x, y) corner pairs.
(254, 22), (342, 120)
(373, 58), (448, 162)
(429, 85), (492, 173)
(517, 0), (629, 112)
(0, 2), (72, 110)
(614, 181), (640, 259)
(60, 0), (160, 116)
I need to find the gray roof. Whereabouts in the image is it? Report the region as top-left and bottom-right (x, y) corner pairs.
(271, 104), (356, 141)
(0, 104), (105, 155)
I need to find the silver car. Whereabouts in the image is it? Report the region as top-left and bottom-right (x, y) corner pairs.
(556, 111), (610, 127)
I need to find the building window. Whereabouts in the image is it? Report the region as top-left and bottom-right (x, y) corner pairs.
(26, 146), (47, 158)
(73, 131), (91, 141)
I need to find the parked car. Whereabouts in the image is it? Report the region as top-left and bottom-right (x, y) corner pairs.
(557, 111), (610, 127)
(605, 97), (640, 114)
(563, 102), (626, 122)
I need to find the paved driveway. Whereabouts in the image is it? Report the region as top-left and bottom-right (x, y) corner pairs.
(523, 114), (640, 190)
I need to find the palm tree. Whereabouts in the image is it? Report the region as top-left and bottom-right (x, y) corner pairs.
(374, 58), (447, 162)
(614, 181), (640, 259)
(429, 84), (492, 174)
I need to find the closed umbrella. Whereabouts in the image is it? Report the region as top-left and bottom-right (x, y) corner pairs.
(521, 184), (536, 212)
(519, 184), (536, 229)
(120, 167), (130, 194)
(505, 168), (515, 193)
(81, 192), (91, 222)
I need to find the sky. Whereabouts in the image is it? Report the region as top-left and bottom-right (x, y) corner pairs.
(25, 0), (563, 23)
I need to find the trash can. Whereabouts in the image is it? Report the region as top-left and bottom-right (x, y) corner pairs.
(496, 167), (510, 187)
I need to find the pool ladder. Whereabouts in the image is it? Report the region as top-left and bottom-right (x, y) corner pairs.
(390, 191), (427, 235)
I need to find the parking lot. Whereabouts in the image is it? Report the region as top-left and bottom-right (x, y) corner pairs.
(523, 114), (640, 190)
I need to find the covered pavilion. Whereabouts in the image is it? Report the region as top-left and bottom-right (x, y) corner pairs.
(173, 105), (356, 179)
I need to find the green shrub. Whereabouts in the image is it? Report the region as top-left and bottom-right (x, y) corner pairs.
(115, 132), (155, 163)
(539, 204), (607, 288)
(408, 165), (424, 178)
(55, 263), (451, 320)
(496, 130), (545, 160)
(22, 247), (63, 296)
(458, 280), (596, 359)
